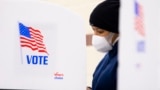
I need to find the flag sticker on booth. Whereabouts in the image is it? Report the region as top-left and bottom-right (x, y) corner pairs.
(19, 22), (49, 65)
(134, 0), (145, 37)
(134, 0), (146, 52)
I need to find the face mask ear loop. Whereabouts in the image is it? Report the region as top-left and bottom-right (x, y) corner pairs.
(105, 32), (114, 46)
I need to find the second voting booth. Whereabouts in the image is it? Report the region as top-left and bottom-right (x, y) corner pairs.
(119, 0), (160, 90)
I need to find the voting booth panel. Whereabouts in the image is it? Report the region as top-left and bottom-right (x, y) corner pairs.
(0, 0), (86, 90)
(119, 0), (159, 90)
(158, 2), (160, 89)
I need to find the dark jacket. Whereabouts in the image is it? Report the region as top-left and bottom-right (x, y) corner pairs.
(92, 41), (118, 90)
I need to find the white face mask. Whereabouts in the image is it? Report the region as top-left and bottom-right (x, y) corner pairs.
(92, 33), (114, 53)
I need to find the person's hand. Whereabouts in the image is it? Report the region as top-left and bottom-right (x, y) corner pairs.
(86, 86), (92, 90)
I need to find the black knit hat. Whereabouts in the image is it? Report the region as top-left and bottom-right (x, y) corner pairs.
(89, 0), (120, 34)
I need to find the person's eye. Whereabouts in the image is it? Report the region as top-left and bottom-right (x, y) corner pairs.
(97, 31), (104, 34)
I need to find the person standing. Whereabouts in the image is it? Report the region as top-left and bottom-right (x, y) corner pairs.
(88, 0), (120, 90)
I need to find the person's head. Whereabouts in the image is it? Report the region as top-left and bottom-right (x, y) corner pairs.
(89, 0), (120, 52)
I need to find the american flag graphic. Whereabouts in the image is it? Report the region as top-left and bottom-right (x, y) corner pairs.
(135, 1), (145, 37)
(19, 23), (48, 55)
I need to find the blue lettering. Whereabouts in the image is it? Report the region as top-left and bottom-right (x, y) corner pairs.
(26, 55), (48, 65)
(44, 56), (48, 65)
(39, 56), (43, 64)
(26, 55), (32, 64)
(54, 77), (63, 79)
(32, 56), (38, 64)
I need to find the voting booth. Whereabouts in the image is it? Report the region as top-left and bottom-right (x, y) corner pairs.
(119, 0), (159, 90)
(0, 0), (86, 90)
